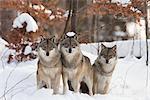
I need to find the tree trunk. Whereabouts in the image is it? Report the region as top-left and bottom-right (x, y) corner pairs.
(0, 0), (17, 41)
(144, 0), (149, 66)
(91, 15), (96, 42)
(71, 0), (77, 33)
(0, 8), (17, 41)
(144, 0), (149, 88)
(63, 0), (72, 35)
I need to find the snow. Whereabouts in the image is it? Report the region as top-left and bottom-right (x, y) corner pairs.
(44, 9), (52, 15)
(0, 38), (150, 100)
(63, 10), (69, 17)
(111, 0), (130, 4)
(126, 22), (137, 37)
(81, 50), (97, 65)
(0, 38), (8, 55)
(80, 40), (150, 58)
(113, 31), (126, 37)
(24, 45), (32, 55)
(12, 13), (38, 32)
(32, 4), (52, 16)
(126, 19), (146, 39)
(49, 15), (55, 20)
(63, 10), (72, 17)
(32, 5), (45, 10)
(0, 37), (8, 45)
(66, 32), (76, 37)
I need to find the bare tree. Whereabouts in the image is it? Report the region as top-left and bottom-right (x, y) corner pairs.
(71, 0), (77, 33)
(144, 0), (149, 66)
(144, 0), (149, 87)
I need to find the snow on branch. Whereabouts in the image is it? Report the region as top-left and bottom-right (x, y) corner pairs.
(111, 0), (130, 4)
(66, 32), (76, 37)
(13, 13), (38, 32)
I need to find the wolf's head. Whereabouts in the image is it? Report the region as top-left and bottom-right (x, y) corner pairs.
(38, 38), (57, 57)
(99, 44), (117, 64)
(60, 36), (80, 54)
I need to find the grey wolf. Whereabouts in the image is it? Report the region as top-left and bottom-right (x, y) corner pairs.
(36, 38), (62, 94)
(59, 36), (93, 95)
(93, 44), (117, 94)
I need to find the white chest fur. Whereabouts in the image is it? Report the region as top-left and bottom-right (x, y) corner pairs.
(64, 67), (78, 80)
(100, 57), (117, 73)
(61, 47), (81, 63)
(42, 67), (60, 79)
(38, 48), (57, 62)
(96, 57), (117, 93)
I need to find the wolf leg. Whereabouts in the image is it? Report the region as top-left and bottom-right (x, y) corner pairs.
(84, 78), (93, 96)
(97, 80), (107, 94)
(63, 74), (69, 94)
(37, 73), (43, 89)
(53, 74), (61, 94)
(93, 81), (98, 95)
(103, 81), (109, 94)
(47, 78), (51, 89)
(72, 79), (80, 93)
(93, 74), (98, 95)
(37, 80), (43, 89)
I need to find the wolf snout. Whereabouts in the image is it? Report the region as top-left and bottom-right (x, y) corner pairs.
(106, 59), (109, 63)
(46, 52), (49, 56)
(69, 48), (72, 53)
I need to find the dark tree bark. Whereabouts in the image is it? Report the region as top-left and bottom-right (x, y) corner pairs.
(144, 0), (149, 88)
(0, 7), (17, 41)
(91, 15), (96, 42)
(144, 0), (149, 66)
(71, 0), (77, 33)
(61, 0), (72, 39)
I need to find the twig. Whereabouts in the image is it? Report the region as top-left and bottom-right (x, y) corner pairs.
(122, 63), (134, 94)
(9, 84), (36, 94)
(60, 0), (72, 41)
(0, 48), (9, 70)
(97, 42), (100, 55)
(144, 0), (149, 87)
(3, 65), (18, 100)
(0, 72), (35, 99)
(10, 84), (36, 99)
(88, 43), (101, 55)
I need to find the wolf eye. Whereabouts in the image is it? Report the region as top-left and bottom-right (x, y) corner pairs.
(63, 44), (69, 47)
(109, 55), (112, 58)
(100, 53), (105, 57)
(72, 45), (76, 48)
(42, 46), (47, 50)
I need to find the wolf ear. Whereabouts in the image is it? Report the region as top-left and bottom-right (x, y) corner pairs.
(73, 34), (78, 40)
(101, 44), (106, 50)
(112, 45), (117, 51)
(50, 36), (55, 43)
(40, 35), (45, 41)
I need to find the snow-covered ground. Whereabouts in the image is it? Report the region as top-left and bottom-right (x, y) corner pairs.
(0, 38), (150, 100)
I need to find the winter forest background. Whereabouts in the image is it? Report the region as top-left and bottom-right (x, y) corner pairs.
(0, 0), (150, 100)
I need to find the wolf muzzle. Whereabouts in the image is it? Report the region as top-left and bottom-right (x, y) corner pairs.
(106, 59), (109, 63)
(68, 37), (72, 53)
(46, 52), (49, 56)
(69, 48), (72, 53)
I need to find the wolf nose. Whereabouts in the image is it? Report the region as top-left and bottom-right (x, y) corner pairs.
(46, 52), (49, 56)
(69, 48), (72, 53)
(106, 60), (109, 63)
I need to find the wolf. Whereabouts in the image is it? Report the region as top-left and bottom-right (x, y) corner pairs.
(93, 44), (117, 94)
(36, 38), (62, 94)
(59, 35), (93, 95)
